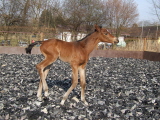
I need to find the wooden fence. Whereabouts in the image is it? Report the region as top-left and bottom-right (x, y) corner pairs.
(0, 46), (160, 61)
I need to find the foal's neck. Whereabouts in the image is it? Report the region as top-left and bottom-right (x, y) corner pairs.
(80, 33), (100, 54)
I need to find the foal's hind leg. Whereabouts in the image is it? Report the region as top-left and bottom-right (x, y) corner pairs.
(60, 64), (78, 105)
(79, 66), (88, 105)
(43, 64), (53, 97)
(36, 57), (57, 100)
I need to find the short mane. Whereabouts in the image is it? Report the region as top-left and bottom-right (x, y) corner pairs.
(77, 32), (94, 42)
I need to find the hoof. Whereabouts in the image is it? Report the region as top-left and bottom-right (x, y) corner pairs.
(81, 98), (89, 106)
(84, 101), (89, 106)
(44, 92), (49, 97)
(37, 97), (43, 101)
(60, 100), (65, 106)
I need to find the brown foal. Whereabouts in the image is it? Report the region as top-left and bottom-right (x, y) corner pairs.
(25, 25), (119, 105)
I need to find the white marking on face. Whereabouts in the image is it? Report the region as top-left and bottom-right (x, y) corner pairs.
(106, 29), (111, 34)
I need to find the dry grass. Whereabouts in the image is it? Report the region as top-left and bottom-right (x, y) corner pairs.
(114, 39), (160, 52)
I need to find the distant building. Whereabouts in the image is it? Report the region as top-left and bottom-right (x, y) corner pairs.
(56, 32), (86, 42)
(117, 36), (126, 47)
(158, 37), (160, 44)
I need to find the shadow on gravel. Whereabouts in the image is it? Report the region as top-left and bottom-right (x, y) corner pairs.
(47, 78), (72, 91)
(46, 78), (83, 100)
(46, 78), (89, 91)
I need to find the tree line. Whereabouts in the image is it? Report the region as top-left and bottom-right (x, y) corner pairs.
(0, 0), (138, 37)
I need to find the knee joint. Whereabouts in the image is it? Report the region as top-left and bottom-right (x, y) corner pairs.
(80, 82), (86, 87)
(36, 64), (44, 72)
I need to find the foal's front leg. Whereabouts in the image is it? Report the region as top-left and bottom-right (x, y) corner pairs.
(79, 67), (88, 105)
(60, 65), (78, 105)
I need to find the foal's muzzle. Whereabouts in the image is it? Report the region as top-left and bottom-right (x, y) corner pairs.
(114, 39), (119, 43)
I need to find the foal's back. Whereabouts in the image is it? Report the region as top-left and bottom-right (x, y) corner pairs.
(40, 39), (87, 64)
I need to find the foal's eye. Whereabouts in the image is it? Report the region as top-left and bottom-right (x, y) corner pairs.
(105, 33), (108, 35)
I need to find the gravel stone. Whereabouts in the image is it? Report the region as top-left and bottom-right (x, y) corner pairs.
(0, 54), (160, 119)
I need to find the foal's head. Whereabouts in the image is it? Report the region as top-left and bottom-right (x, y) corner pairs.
(95, 25), (119, 43)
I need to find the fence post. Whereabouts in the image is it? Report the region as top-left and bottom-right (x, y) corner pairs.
(40, 32), (44, 41)
(143, 38), (146, 51)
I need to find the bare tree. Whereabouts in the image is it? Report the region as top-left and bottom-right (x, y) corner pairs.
(21, 0), (30, 26)
(104, 0), (139, 37)
(151, 0), (160, 22)
(62, 0), (105, 40)
(0, 0), (139, 36)
(0, 0), (32, 26)
(82, 0), (105, 32)
(48, 0), (63, 29)
(63, 0), (86, 31)
(0, 0), (23, 26)
(62, 0), (88, 41)
(29, 0), (48, 27)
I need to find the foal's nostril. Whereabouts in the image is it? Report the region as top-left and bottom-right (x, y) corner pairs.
(114, 39), (119, 43)
(117, 39), (119, 43)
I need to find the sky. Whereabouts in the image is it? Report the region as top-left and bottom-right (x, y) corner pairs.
(134, 0), (158, 22)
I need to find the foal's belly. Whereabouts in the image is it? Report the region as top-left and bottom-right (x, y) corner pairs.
(59, 51), (72, 63)
(59, 56), (71, 63)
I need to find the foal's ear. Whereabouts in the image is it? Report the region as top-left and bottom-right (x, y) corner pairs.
(95, 25), (101, 32)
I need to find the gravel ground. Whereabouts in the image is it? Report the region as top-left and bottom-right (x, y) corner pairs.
(0, 54), (160, 120)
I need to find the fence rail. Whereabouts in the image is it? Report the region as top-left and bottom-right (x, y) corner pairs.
(0, 46), (160, 61)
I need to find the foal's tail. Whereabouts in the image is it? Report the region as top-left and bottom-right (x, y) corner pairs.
(25, 41), (43, 54)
